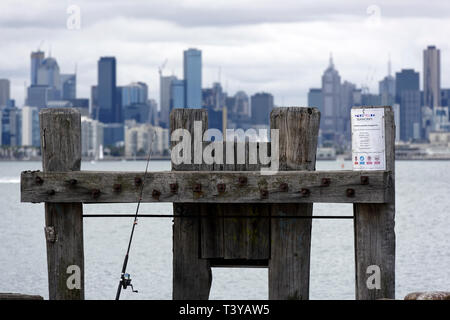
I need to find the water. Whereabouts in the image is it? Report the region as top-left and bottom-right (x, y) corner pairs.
(0, 160), (449, 300)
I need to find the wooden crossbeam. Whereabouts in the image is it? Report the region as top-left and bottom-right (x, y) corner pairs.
(21, 170), (392, 204)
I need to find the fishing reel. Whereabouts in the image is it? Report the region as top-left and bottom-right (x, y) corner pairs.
(120, 273), (138, 293)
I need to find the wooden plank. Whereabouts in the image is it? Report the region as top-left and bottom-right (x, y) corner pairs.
(171, 108), (212, 300)
(268, 107), (320, 300)
(21, 170), (391, 204)
(222, 141), (270, 260)
(0, 293), (44, 300)
(40, 108), (84, 300)
(353, 106), (396, 300)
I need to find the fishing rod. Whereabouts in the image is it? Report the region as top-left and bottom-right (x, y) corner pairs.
(115, 133), (155, 300)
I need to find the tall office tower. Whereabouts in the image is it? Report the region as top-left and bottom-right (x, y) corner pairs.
(250, 92), (274, 125)
(171, 79), (185, 110)
(30, 51), (45, 85)
(396, 69), (421, 141)
(37, 57), (61, 89)
(22, 106), (40, 147)
(61, 74), (76, 100)
(0, 79), (10, 107)
(423, 45), (441, 108)
(321, 55), (342, 142)
(159, 75), (176, 128)
(379, 59), (396, 105)
(97, 57), (119, 123)
(183, 48), (202, 109)
(121, 82), (148, 107)
(340, 81), (357, 140)
(234, 91), (250, 116)
(308, 88), (323, 114)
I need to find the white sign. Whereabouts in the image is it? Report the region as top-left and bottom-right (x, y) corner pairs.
(351, 108), (386, 170)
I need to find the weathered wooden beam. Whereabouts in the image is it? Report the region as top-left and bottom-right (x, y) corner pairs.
(40, 108), (84, 300)
(0, 293), (44, 300)
(171, 109), (212, 300)
(21, 170), (392, 204)
(268, 107), (319, 300)
(354, 106), (396, 300)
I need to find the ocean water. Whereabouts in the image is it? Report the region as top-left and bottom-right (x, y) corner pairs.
(0, 160), (449, 300)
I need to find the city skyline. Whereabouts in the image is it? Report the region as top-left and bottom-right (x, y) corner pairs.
(0, 1), (449, 106)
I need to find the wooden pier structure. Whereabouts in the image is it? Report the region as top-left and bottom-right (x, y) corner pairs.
(20, 106), (396, 300)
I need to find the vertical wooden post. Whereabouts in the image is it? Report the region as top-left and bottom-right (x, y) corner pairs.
(353, 106), (395, 300)
(171, 108), (212, 299)
(268, 107), (320, 300)
(40, 108), (84, 300)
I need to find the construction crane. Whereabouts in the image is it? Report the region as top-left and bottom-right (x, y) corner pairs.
(158, 59), (168, 77)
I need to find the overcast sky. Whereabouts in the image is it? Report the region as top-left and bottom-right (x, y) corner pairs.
(0, 0), (449, 107)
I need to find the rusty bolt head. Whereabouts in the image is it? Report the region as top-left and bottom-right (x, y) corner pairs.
(217, 183), (226, 193)
(69, 179), (77, 186)
(113, 183), (122, 192)
(346, 188), (355, 197)
(279, 183), (288, 192)
(321, 178), (331, 187)
(47, 189), (55, 196)
(193, 183), (202, 192)
(152, 189), (161, 199)
(260, 189), (269, 199)
(91, 189), (100, 199)
(170, 183), (179, 194)
(238, 176), (248, 186)
(35, 176), (43, 185)
(301, 188), (310, 197)
(134, 177), (142, 186)
(360, 176), (369, 185)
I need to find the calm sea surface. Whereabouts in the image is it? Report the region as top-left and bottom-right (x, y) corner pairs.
(0, 160), (449, 300)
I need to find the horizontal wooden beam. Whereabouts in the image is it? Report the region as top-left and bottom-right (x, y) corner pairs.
(21, 170), (393, 204)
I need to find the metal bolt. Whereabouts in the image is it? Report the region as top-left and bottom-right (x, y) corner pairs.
(279, 183), (288, 192)
(152, 189), (161, 199)
(360, 176), (369, 185)
(91, 189), (100, 199)
(193, 183), (202, 192)
(238, 176), (247, 186)
(217, 183), (226, 193)
(134, 177), (142, 186)
(47, 189), (55, 196)
(260, 189), (269, 199)
(170, 183), (179, 194)
(301, 188), (310, 197)
(346, 188), (355, 197)
(113, 183), (122, 192)
(35, 176), (43, 185)
(321, 178), (331, 187)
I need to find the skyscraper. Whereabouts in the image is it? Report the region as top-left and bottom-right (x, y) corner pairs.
(308, 88), (323, 114)
(97, 57), (119, 123)
(396, 69), (421, 141)
(250, 92), (274, 125)
(30, 51), (44, 86)
(0, 79), (10, 107)
(423, 45), (441, 108)
(61, 74), (76, 100)
(379, 59), (396, 105)
(171, 79), (185, 110)
(159, 75), (176, 128)
(183, 48), (202, 109)
(321, 55), (342, 141)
